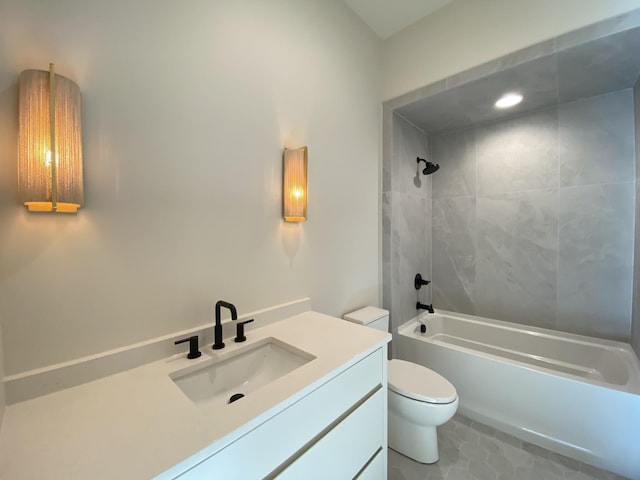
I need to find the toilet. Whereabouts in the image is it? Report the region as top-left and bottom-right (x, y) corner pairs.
(344, 306), (458, 464)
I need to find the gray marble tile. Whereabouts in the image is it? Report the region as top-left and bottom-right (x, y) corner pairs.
(387, 113), (433, 338)
(393, 194), (430, 268)
(559, 90), (635, 187)
(432, 196), (476, 315)
(476, 109), (558, 196)
(458, 55), (558, 127)
(383, 261), (392, 314)
(393, 113), (431, 196)
(558, 28), (640, 103)
(636, 78), (640, 181)
(395, 89), (477, 136)
(475, 190), (558, 328)
(390, 193), (431, 332)
(634, 123), (640, 350)
(634, 81), (640, 356)
(432, 129), (476, 198)
(382, 192), (392, 264)
(557, 183), (634, 340)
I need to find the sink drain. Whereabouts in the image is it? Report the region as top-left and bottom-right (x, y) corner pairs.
(228, 393), (245, 404)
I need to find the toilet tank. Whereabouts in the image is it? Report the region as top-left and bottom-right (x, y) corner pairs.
(343, 306), (389, 332)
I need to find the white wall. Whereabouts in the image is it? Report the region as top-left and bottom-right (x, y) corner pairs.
(0, 0), (381, 375)
(0, 320), (5, 426)
(382, 0), (640, 100)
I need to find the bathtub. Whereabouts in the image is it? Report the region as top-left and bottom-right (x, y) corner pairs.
(396, 310), (640, 479)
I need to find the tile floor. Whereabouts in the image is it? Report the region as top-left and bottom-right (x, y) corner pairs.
(388, 415), (629, 480)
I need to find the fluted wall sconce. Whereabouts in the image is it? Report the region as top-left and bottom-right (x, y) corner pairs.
(18, 63), (83, 213)
(283, 146), (307, 222)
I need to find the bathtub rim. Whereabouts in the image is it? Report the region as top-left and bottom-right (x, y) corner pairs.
(398, 309), (640, 396)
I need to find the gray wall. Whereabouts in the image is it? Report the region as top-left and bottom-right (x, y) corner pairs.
(432, 90), (635, 340)
(383, 114), (431, 338)
(633, 78), (640, 355)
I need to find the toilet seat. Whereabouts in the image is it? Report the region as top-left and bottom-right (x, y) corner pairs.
(388, 359), (457, 404)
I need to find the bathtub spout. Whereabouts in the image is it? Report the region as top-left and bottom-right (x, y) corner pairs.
(417, 302), (434, 313)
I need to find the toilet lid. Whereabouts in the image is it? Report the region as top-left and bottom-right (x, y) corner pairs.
(388, 359), (457, 404)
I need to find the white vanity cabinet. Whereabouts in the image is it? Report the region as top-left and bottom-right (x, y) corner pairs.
(174, 346), (387, 480)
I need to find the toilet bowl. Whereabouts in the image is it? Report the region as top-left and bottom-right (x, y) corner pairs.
(388, 359), (458, 463)
(344, 307), (458, 464)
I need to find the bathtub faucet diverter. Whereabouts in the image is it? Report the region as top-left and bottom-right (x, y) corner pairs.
(417, 302), (434, 314)
(213, 300), (238, 350)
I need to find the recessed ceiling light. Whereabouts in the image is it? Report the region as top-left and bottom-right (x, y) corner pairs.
(495, 92), (523, 109)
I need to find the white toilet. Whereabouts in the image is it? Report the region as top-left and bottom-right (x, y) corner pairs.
(344, 306), (458, 464)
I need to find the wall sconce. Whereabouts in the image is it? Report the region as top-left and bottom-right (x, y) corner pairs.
(283, 146), (307, 222)
(18, 63), (83, 213)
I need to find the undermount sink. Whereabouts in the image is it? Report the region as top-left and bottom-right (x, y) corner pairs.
(170, 337), (315, 405)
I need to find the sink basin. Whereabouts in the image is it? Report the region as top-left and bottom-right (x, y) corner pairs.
(170, 337), (315, 405)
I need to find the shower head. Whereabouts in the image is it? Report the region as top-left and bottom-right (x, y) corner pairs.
(416, 157), (440, 176)
(423, 162), (439, 175)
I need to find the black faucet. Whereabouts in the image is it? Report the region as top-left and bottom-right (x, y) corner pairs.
(417, 301), (434, 314)
(213, 300), (238, 350)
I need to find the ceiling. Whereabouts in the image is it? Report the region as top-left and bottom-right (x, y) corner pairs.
(395, 26), (640, 136)
(344, 0), (453, 39)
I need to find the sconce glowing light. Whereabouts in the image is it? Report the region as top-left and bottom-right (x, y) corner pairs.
(283, 146), (307, 222)
(495, 92), (523, 109)
(18, 63), (83, 213)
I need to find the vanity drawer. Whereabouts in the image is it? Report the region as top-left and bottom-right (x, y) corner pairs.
(355, 448), (385, 480)
(274, 388), (384, 479)
(175, 347), (385, 479)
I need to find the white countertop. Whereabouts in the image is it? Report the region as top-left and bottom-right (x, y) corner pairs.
(0, 311), (390, 480)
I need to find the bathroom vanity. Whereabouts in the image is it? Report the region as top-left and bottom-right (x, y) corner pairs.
(0, 311), (390, 479)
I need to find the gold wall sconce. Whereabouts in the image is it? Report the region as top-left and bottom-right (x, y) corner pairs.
(283, 146), (307, 222)
(18, 63), (83, 213)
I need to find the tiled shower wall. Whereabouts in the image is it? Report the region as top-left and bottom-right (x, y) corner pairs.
(431, 90), (635, 341)
(383, 114), (431, 337)
(633, 78), (640, 356)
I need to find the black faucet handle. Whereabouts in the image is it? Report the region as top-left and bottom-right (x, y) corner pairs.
(415, 273), (431, 290)
(234, 319), (255, 343)
(175, 335), (202, 359)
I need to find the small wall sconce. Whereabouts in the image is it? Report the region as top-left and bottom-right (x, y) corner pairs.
(283, 146), (307, 222)
(18, 63), (83, 213)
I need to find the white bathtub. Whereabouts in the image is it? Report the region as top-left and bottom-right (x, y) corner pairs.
(396, 310), (640, 479)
